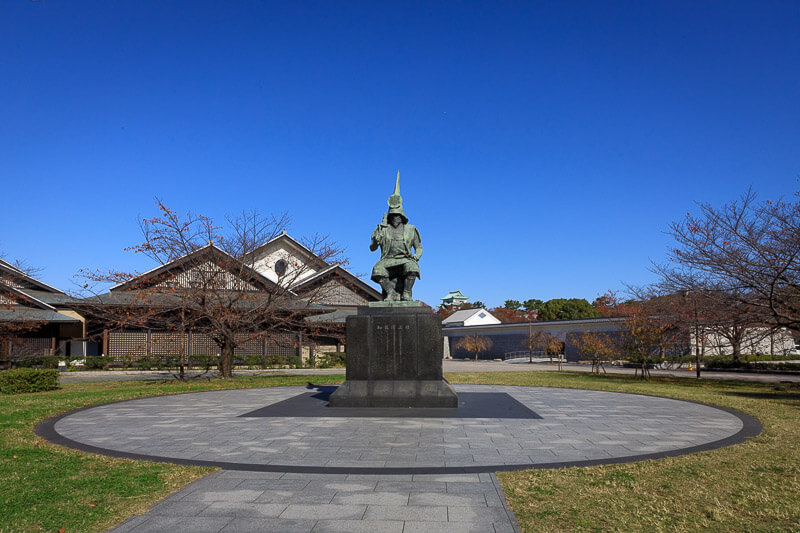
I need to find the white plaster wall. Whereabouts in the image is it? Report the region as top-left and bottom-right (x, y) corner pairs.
(463, 311), (501, 327)
(690, 327), (796, 356)
(251, 246), (321, 286)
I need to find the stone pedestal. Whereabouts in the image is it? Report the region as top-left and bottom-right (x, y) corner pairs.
(329, 304), (458, 408)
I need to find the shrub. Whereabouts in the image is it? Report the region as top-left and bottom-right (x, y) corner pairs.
(189, 354), (216, 370)
(135, 355), (155, 370)
(83, 356), (109, 370)
(705, 356), (800, 371)
(318, 352), (346, 368)
(244, 354), (263, 369)
(704, 357), (739, 369)
(0, 368), (59, 394)
(7, 355), (60, 369)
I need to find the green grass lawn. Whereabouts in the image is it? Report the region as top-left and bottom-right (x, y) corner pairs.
(1, 371), (798, 532)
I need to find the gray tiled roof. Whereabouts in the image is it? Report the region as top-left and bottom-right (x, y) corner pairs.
(0, 308), (81, 323)
(22, 290), (78, 306)
(305, 308), (357, 324)
(71, 290), (331, 313)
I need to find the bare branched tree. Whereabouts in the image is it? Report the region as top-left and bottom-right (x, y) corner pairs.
(73, 201), (344, 378)
(653, 188), (800, 332)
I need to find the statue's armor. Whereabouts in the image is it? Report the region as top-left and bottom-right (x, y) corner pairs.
(386, 225), (407, 258)
(370, 172), (422, 301)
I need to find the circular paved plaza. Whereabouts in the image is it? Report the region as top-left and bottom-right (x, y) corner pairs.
(39, 384), (760, 474)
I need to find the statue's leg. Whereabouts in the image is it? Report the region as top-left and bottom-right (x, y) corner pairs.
(379, 277), (400, 301)
(401, 275), (416, 301)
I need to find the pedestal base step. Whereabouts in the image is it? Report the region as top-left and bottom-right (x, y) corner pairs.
(328, 379), (458, 408)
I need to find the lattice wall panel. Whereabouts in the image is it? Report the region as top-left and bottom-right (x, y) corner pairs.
(266, 333), (298, 358)
(7, 337), (51, 356)
(234, 335), (263, 357)
(191, 334), (218, 356)
(151, 332), (185, 357)
(108, 331), (147, 360)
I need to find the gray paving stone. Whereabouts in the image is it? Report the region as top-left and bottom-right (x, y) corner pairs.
(402, 521), (500, 533)
(310, 519), (405, 532)
(280, 504), (367, 520)
(237, 478), (310, 491)
(179, 489), (264, 502)
(331, 491), (409, 505)
(254, 489), (336, 504)
(363, 504), (448, 521)
(409, 492), (490, 506)
(198, 501), (288, 517)
(219, 518), (316, 532)
(446, 482), (499, 494)
(375, 480), (446, 492)
(318, 480), (378, 491)
(146, 500), (210, 516)
(117, 515), (233, 533)
(484, 490), (506, 507)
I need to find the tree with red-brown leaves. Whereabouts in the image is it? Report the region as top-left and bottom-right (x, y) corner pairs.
(572, 330), (616, 374)
(591, 293), (682, 379)
(75, 201), (344, 378)
(455, 334), (493, 361)
(490, 306), (528, 323)
(592, 290), (637, 318)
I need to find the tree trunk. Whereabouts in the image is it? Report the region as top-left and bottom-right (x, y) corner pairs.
(731, 342), (741, 362)
(219, 337), (235, 378)
(640, 359), (650, 379)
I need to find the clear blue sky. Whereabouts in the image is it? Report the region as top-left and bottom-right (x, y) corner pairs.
(2, 1), (799, 308)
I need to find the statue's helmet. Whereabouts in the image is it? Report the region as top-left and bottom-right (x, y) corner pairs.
(387, 171), (408, 223)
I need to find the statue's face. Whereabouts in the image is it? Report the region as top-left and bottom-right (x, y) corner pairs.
(389, 214), (402, 227)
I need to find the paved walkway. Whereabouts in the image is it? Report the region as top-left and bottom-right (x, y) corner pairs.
(37, 384), (759, 532)
(112, 471), (517, 533)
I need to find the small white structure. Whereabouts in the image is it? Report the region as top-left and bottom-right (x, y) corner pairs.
(442, 308), (501, 327)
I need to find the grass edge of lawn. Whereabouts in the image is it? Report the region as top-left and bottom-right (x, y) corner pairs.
(447, 371), (800, 532)
(2, 373), (346, 532)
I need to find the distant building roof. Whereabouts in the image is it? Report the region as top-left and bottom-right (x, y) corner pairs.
(441, 289), (469, 305)
(442, 308), (500, 326)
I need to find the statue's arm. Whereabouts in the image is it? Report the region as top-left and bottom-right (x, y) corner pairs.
(370, 226), (381, 251)
(412, 228), (423, 261)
